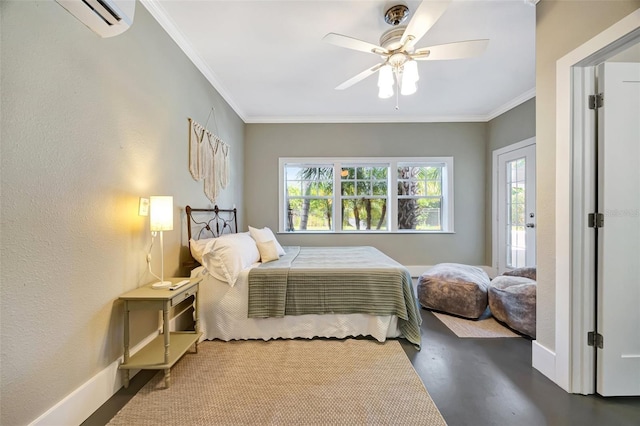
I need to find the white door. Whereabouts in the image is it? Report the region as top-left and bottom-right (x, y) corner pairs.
(495, 140), (536, 274)
(596, 62), (640, 396)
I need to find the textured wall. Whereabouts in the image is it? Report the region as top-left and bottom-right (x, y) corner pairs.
(535, 1), (640, 351)
(244, 122), (487, 266)
(484, 98), (536, 266)
(0, 2), (244, 424)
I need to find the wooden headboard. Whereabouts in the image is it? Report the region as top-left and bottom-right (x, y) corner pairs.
(186, 205), (238, 242)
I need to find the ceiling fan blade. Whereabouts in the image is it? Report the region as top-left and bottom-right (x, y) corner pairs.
(323, 33), (388, 55)
(335, 63), (384, 90)
(401, 0), (451, 50)
(413, 39), (489, 61)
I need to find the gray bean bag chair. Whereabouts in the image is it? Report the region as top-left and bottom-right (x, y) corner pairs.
(488, 275), (537, 338)
(417, 263), (490, 319)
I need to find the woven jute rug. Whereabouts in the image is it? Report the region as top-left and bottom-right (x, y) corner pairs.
(108, 339), (446, 425)
(432, 311), (520, 338)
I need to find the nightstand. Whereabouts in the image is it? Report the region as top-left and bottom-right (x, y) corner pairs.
(118, 277), (203, 388)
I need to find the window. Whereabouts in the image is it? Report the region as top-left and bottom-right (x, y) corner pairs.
(340, 165), (388, 231)
(279, 157), (454, 233)
(397, 163), (444, 231)
(284, 164), (334, 231)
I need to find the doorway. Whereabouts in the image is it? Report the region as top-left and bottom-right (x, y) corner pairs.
(554, 13), (640, 395)
(493, 138), (537, 275)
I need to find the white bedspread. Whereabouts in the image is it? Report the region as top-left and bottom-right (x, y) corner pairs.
(193, 266), (401, 342)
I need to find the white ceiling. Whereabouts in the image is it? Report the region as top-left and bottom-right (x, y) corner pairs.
(142, 0), (536, 123)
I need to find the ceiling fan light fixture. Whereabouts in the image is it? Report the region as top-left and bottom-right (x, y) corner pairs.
(324, 1), (488, 105)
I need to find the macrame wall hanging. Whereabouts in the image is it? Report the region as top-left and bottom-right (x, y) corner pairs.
(188, 107), (230, 203)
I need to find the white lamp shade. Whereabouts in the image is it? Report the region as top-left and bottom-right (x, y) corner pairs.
(378, 64), (394, 87)
(403, 60), (419, 84)
(378, 84), (394, 99)
(401, 80), (417, 96)
(149, 196), (173, 231)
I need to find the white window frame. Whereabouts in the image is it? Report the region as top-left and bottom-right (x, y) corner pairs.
(279, 157), (454, 233)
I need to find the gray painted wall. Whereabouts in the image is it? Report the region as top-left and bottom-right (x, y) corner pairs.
(484, 98), (536, 265)
(0, 2), (244, 424)
(244, 123), (487, 266)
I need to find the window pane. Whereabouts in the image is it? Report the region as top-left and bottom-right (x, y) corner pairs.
(341, 181), (355, 195)
(286, 181), (301, 196)
(397, 163), (444, 231)
(372, 181), (387, 196)
(397, 180), (413, 196)
(284, 164), (333, 231)
(356, 167), (370, 179)
(356, 181), (371, 195)
(288, 199), (333, 231)
(426, 180), (442, 196)
(397, 198), (442, 230)
(341, 198), (387, 231)
(398, 198), (419, 229)
(418, 198), (442, 231)
(339, 165), (388, 231)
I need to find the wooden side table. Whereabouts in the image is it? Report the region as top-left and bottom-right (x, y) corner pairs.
(118, 277), (203, 388)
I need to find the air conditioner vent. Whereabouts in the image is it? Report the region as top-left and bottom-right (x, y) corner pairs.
(82, 0), (122, 26)
(56, 0), (134, 38)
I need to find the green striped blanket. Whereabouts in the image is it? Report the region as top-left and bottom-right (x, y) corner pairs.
(248, 246), (422, 348)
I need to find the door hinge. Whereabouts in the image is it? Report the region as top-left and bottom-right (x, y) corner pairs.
(588, 93), (604, 110)
(588, 212), (604, 228)
(588, 331), (604, 348)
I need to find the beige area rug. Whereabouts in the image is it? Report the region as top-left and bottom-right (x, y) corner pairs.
(432, 312), (520, 338)
(108, 339), (447, 425)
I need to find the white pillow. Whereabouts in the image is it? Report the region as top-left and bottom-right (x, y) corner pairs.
(189, 238), (215, 264)
(201, 232), (260, 286)
(248, 226), (285, 256)
(256, 240), (280, 263)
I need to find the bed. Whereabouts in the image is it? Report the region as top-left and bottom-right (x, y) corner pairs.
(186, 205), (422, 348)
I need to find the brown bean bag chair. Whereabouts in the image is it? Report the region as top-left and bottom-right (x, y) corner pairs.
(417, 263), (490, 319)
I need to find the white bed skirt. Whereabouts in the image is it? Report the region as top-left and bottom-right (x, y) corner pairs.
(193, 266), (401, 343)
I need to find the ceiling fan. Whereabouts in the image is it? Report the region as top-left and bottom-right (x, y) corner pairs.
(323, 0), (489, 101)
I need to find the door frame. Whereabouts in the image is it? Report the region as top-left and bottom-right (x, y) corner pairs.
(554, 9), (640, 394)
(492, 137), (536, 274)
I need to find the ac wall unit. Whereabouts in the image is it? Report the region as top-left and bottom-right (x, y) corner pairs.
(56, 0), (135, 38)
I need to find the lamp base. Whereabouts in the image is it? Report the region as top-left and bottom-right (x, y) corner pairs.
(151, 281), (172, 289)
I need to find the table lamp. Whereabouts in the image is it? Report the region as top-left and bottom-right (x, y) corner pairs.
(150, 196), (173, 288)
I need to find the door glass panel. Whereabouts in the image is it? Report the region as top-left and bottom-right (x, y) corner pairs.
(506, 157), (526, 268)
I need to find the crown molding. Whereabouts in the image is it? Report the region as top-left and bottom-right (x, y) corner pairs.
(244, 88), (536, 124)
(244, 114), (489, 124)
(485, 87), (536, 121)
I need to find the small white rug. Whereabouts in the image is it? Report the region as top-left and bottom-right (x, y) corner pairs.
(432, 312), (520, 338)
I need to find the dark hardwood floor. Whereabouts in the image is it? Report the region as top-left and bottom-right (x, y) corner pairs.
(400, 310), (640, 425)
(84, 309), (640, 425)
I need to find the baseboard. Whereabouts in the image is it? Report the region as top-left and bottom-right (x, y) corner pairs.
(532, 340), (556, 383)
(29, 331), (159, 426)
(405, 265), (496, 278)
(29, 302), (198, 426)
